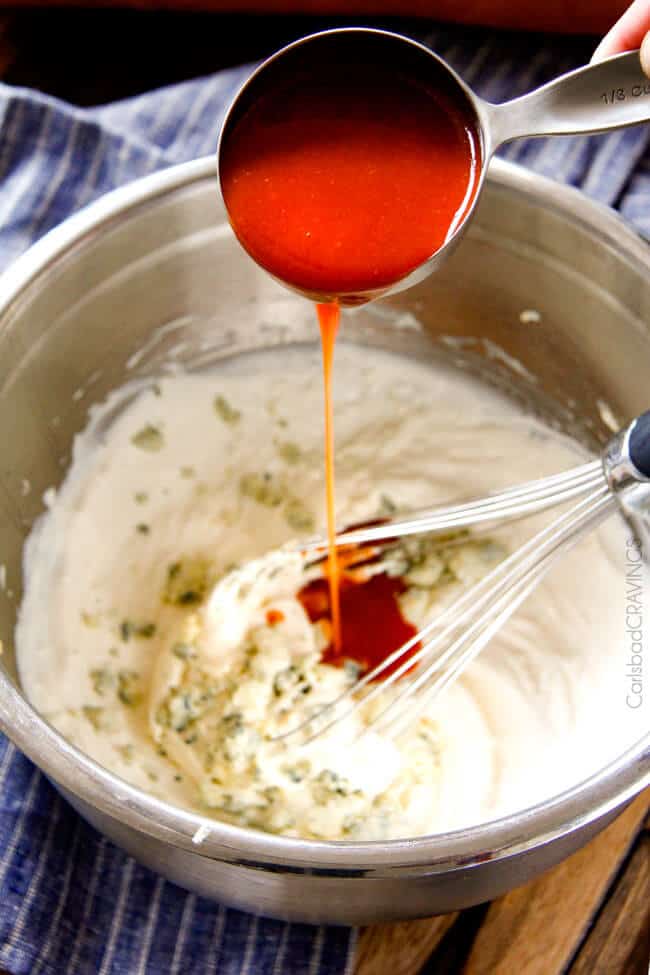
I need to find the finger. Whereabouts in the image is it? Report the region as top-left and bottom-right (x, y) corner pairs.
(592, 0), (650, 61)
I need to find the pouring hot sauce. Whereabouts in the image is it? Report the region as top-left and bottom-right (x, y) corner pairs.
(316, 300), (343, 650)
(220, 55), (480, 666)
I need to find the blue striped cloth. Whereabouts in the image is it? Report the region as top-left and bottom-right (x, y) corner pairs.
(0, 22), (649, 975)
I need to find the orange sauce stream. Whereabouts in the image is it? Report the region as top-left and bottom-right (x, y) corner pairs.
(316, 300), (342, 653)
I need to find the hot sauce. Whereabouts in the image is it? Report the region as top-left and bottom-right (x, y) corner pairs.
(221, 58), (479, 674)
(220, 64), (480, 297)
(316, 300), (342, 651)
(298, 572), (419, 679)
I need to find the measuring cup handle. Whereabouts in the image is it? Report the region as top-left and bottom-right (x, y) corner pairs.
(484, 50), (650, 149)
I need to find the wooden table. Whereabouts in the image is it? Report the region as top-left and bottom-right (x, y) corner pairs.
(353, 790), (649, 974)
(0, 9), (647, 972)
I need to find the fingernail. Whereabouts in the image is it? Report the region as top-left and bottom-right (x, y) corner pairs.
(641, 31), (650, 77)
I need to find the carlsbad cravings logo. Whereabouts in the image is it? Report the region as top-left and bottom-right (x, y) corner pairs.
(625, 537), (644, 710)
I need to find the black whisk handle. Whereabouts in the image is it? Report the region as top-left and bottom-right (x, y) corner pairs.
(629, 411), (650, 479)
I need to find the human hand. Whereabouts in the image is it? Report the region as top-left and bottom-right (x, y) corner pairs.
(592, 0), (650, 76)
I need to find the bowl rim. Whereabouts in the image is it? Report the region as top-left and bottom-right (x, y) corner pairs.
(0, 154), (648, 874)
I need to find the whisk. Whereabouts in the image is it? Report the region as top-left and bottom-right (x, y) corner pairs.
(281, 411), (650, 744)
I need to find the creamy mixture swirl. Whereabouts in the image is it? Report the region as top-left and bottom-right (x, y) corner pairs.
(16, 344), (647, 840)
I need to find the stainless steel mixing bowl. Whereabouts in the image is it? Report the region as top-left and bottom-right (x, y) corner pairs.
(0, 156), (648, 924)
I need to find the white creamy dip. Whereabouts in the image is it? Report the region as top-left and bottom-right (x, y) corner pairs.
(16, 343), (648, 840)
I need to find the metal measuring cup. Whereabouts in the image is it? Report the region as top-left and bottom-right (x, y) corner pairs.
(217, 27), (650, 305)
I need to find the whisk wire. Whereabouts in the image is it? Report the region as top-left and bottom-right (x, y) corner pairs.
(383, 573), (542, 740)
(304, 459), (605, 552)
(380, 488), (613, 740)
